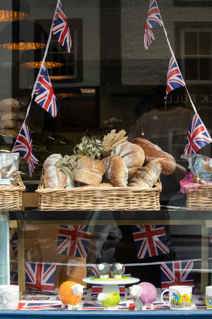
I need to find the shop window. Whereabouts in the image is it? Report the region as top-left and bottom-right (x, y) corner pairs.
(180, 28), (212, 82)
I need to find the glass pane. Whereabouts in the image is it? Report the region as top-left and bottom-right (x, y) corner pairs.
(185, 32), (197, 55)
(199, 32), (212, 55)
(200, 58), (212, 80)
(185, 58), (198, 80)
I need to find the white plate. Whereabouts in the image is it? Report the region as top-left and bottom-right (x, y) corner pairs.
(83, 277), (140, 286)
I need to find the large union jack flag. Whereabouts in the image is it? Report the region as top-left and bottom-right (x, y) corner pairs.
(144, 0), (162, 50)
(34, 66), (58, 118)
(166, 56), (185, 96)
(160, 260), (194, 288)
(25, 262), (56, 293)
(132, 225), (170, 259)
(12, 123), (38, 176)
(184, 113), (212, 155)
(52, 0), (72, 53)
(57, 225), (93, 257)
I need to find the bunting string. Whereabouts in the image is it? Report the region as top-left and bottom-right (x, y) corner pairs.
(160, 21), (198, 114)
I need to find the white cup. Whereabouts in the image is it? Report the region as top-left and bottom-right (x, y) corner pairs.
(206, 286), (212, 309)
(161, 285), (193, 310)
(0, 285), (19, 310)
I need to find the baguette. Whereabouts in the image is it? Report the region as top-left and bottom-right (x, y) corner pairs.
(133, 137), (176, 175)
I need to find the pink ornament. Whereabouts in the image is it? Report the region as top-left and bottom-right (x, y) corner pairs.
(139, 282), (157, 304)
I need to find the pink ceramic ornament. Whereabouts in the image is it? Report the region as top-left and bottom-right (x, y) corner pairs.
(138, 282), (157, 304)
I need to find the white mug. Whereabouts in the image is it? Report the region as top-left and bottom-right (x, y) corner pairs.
(161, 285), (193, 310)
(0, 285), (19, 310)
(206, 286), (212, 309)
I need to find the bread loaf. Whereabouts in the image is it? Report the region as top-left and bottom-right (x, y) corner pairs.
(74, 156), (105, 186)
(43, 154), (68, 188)
(132, 137), (176, 175)
(103, 155), (128, 187)
(129, 159), (161, 189)
(112, 141), (145, 177)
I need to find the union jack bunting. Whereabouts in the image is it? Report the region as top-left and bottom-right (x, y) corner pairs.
(184, 113), (212, 155)
(34, 66), (58, 117)
(160, 260), (194, 288)
(52, 0), (72, 53)
(166, 56), (185, 96)
(144, 0), (162, 50)
(12, 123), (38, 176)
(132, 225), (170, 259)
(56, 225), (93, 257)
(25, 262), (56, 293)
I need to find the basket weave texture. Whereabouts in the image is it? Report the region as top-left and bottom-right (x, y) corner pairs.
(37, 182), (161, 211)
(0, 174), (25, 211)
(187, 184), (212, 210)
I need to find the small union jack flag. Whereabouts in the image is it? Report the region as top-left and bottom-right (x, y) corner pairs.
(160, 260), (194, 288)
(57, 225), (93, 257)
(12, 123), (38, 176)
(184, 113), (212, 155)
(34, 66), (58, 118)
(52, 0), (72, 53)
(166, 56), (185, 96)
(144, 0), (162, 50)
(25, 262), (56, 293)
(132, 225), (170, 259)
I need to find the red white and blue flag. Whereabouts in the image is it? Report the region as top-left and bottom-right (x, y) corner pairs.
(25, 262), (56, 293)
(160, 260), (194, 288)
(184, 113), (212, 155)
(34, 66), (58, 118)
(144, 0), (162, 50)
(52, 0), (72, 53)
(12, 123), (38, 176)
(166, 56), (185, 96)
(57, 225), (93, 257)
(132, 225), (170, 259)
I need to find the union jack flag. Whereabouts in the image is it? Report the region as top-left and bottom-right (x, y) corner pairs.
(144, 0), (162, 50)
(52, 0), (72, 53)
(160, 260), (194, 288)
(12, 123), (38, 176)
(132, 225), (170, 259)
(166, 56), (185, 96)
(25, 262), (56, 293)
(34, 66), (58, 117)
(184, 113), (212, 155)
(57, 225), (93, 257)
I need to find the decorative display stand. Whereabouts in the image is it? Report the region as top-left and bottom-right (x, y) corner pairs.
(83, 277), (140, 297)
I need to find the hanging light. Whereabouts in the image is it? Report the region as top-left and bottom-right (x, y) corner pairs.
(21, 61), (64, 69)
(0, 20), (46, 51)
(0, 0), (29, 22)
(50, 75), (75, 81)
(0, 10), (28, 22)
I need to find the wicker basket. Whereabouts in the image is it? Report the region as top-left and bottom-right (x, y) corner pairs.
(186, 184), (212, 210)
(0, 174), (25, 211)
(36, 182), (161, 211)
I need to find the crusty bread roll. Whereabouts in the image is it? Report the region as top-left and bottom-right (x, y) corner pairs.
(74, 156), (105, 186)
(129, 159), (161, 189)
(132, 137), (176, 175)
(112, 141), (145, 177)
(103, 155), (128, 187)
(43, 154), (68, 188)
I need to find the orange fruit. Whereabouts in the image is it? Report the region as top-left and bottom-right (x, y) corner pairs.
(59, 281), (82, 305)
